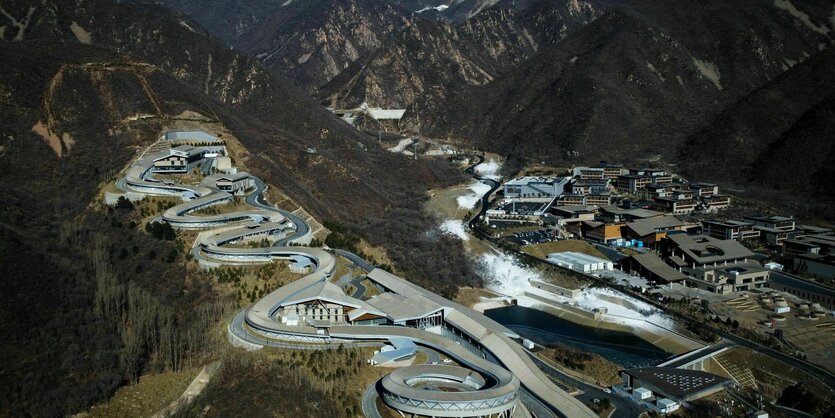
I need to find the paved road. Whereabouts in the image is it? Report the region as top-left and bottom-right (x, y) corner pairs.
(525, 351), (643, 418)
(417, 346), (441, 365)
(349, 277), (367, 299)
(333, 248), (375, 272)
(361, 379), (384, 418)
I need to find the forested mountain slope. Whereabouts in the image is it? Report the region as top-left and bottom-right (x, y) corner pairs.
(415, 0), (832, 167)
(0, 0), (474, 415)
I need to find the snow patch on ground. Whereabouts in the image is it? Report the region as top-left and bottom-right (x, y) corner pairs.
(574, 287), (674, 329)
(475, 159), (502, 179)
(416, 5), (449, 13)
(691, 57), (722, 90)
(477, 252), (541, 296)
(439, 219), (469, 241)
(774, 0), (830, 35)
(456, 181), (492, 209)
(70, 21), (91, 44)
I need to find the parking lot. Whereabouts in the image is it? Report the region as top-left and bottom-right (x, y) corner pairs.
(493, 201), (550, 215)
(506, 229), (556, 245)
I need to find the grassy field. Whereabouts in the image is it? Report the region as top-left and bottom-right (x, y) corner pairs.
(719, 347), (831, 401)
(424, 183), (473, 221)
(356, 238), (396, 268)
(539, 346), (621, 386)
(360, 278), (382, 298)
(186, 345), (388, 417)
(517, 163), (570, 178)
(412, 350), (428, 365)
(521, 240), (607, 259)
(85, 368), (199, 417)
(453, 286), (502, 308)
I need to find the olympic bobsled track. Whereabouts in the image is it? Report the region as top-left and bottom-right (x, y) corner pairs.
(118, 137), (596, 418)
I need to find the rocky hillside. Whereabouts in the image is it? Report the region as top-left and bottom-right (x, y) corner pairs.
(320, 0), (612, 111)
(680, 46), (835, 218)
(0, 0), (474, 415)
(163, 0), (410, 93)
(162, 0), (616, 103)
(417, 0), (832, 166)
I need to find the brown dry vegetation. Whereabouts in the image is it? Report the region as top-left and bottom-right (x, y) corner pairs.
(453, 287), (502, 308)
(521, 240), (607, 259)
(718, 347), (832, 402)
(539, 346), (621, 386)
(85, 368), (200, 417)
(178, 346), (387, 418)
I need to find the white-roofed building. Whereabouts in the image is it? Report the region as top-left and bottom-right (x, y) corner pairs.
(366, 292), (445, 328)
(656, 398), (679, 414)
(370, 338), (418, 365)
(546, 251), (614, 272)
(633, 387), (653, 400)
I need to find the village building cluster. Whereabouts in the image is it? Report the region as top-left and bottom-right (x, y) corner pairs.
(484, 162), (835, 306)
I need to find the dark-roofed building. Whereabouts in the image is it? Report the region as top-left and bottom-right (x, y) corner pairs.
(653, 195), (697, 215)
(626, 253), (688, 284)
(585, 222), (625, 244)
(704, 194), (731, 212)
(688, 182), (719, 197)
(662, 234), (755, 269)
(585, 194), (613, 206)
(214, 173), (252, 193)
(550, 205), (598, 226)
(702, 220), (760, 242)
(616, 174), (653, 193)
(620, 367), (731, 402)
(577, 167), (605, 180)
(597, 162), (625, 179)
(599, 206), (663, 223)
(571, 179), (609, 195)
(782, 233), (835, 260)
(794, 253), (835, 280)
(645, 184), (676, 198)
(797, 225), (833, 235)
(152, 145), (207, 172)
(625, 215), (687, 246)
(684, 263), (770, 294)
(744, 215), (798, 246)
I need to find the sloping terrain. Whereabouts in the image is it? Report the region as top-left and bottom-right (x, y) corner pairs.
(680, 47), (835, 218)
(0, 0), (475, 415)
(164, 0), (410, 93)
(320, 0), (612, 111)
(416, 0), (832, 168)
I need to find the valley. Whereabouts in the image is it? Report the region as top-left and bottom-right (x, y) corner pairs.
(2, 0), (835, 417)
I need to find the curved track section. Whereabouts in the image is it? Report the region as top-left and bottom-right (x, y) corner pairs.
(118, 141), (594, 418)
(381, 365), (517, 417)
